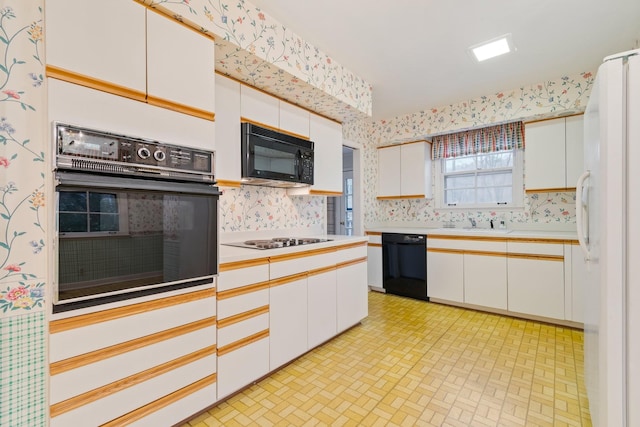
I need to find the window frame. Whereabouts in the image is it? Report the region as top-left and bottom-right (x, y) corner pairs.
(434, 148), (524, 210)
(57, 190), (130, 238)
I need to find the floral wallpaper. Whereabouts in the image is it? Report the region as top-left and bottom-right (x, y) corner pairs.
(219, 185), (325, 232)
(138, 0), (372, 122)
(343, 72), (595, 227)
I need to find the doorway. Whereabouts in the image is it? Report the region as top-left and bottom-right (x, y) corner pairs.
(327, 146), (355, 236)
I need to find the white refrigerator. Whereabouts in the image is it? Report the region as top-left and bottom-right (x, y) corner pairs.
(577, 48), (640, 427)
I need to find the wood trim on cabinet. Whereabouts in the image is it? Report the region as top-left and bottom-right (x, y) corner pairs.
(49, 345), (217, 418)
(269, 246), (337, 263)
(307, 265), (338, 277)
(50, 317), (216, 376)
(368, 243), (382, 248)
(101, 373), (217, 427)
(426, 248), (466, 255)
(337, 257), (367, 269)
(269, 272), (308, 288)
(240, 117), (310, 141)
(309, 190), (343, 196)
(506, 253), (564, 262)
(336, 241), (367, 251)
(219, 257), (269, 272)
(216, 281), (270, 300)
(506, 237), (568, 244)
(49, 288), (215, 334)
(376, 140), (431, 149)
(215, 180), (242, 188)
(46, 65), (146, 103)
(217, 329), (269, 357)
(523, 112), (584, 125)
(427, 234), (509, 242)
(217, 305), (269, 329)
(567, 239), (580, 245)
(376, 194), (425, 200)
(365, 231), (382, 236)
(525, 187), (577, 194)
(428, 248), (506, 257)
(146, 94), (215, 122)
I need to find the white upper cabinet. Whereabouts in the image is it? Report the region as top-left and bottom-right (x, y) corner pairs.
(45, 0), (147, 94)
(146, 11), (215, 116)
(377, 141), (432, 199)
(214, 74), (242, 184)
(240, 85), (279, 129)
(525, 115), (584, 191)
(310, 114), (343, 194)
(280, 102), (310, 138)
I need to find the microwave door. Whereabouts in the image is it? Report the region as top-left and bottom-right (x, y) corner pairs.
(248, 137), (299, 182)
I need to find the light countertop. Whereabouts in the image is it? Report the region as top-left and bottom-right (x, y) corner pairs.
(365, 226), (578, 241)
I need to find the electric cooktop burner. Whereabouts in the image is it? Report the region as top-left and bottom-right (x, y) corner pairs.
(223, 237), (332, 250)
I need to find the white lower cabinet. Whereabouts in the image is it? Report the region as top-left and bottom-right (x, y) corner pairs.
(269, 274), (308, 370)
(307, 268), (338, 349)
(507, 241), (565, 319)
(337, 259), (368, 332)
(464, 253), (507, 310)
(427, 249), (464, 302)
(366, 233), (383, 289)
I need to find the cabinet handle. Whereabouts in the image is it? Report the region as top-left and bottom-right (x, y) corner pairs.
(497, 202), (507, 205)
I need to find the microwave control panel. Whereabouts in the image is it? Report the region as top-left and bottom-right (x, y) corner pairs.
(54, 123), (214, 179)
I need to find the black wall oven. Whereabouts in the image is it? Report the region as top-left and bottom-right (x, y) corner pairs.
(53, 123), (220, 312)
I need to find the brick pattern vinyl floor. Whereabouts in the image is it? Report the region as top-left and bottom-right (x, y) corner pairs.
(183, 291), (591, 426)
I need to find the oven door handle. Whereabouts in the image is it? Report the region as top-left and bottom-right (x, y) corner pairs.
(55, 171), (221, 196)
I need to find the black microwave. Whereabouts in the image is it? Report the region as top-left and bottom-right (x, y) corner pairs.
(241, 122), (314, 187)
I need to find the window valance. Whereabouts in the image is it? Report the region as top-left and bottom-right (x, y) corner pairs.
(431, 121), (524, 159)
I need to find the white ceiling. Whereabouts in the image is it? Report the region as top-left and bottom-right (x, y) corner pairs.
(249, 0), (640, 120)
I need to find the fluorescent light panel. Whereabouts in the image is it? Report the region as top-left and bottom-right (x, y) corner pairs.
(470, 34), (514, 62)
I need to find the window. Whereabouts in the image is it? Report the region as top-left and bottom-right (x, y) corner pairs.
(435, 149), (523, 209)
(58, 191), (128, 235)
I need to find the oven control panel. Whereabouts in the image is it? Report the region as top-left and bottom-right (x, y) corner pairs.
(54, 123), (214, 180)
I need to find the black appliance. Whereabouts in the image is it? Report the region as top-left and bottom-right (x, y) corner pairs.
(53, 122), (221, 312)
(241, 122), (314, 187)
(382, 233), (428, 301)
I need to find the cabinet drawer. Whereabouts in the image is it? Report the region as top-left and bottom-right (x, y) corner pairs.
(217, 336), (269, 399)
(217, 286), (269, 320)
(336, 242), (368, 260)
(507, 241), (564, 256)
(270, 248), (337, 279)
(428, 237), (507, 253)
(217, 311), (269, 348)
(218, 261), (269, 291)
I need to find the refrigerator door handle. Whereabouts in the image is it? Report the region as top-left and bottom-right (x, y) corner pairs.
(576, 170), (591, 261)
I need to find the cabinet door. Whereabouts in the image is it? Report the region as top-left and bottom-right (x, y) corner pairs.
(377, 145), (401, 197)
(146, 11), (215, 116)
(280, 102), (310, 138)
(336, 260), (368, 332)
(525, 118), (566, 191)
(308, 269), (337, 349)
(270, 277), (308, 370)
(571, 244), (587, 323)
(217, 338), (269, 399)
(507, 257), (565, 319)
(427, 250), (464, 302)
(565, 115), (584, 189)
(240, 86), (279, 128)
(214, 74), (242, 183)
(310, 115), (343, 193)
(367, 244), (383, 288)
(45, 0), (146, 93)
(464, 253), (507, 309)
(401, 142), (431, 198)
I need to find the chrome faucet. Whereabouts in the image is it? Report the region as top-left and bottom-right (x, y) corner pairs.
(468, 218), (477, 228)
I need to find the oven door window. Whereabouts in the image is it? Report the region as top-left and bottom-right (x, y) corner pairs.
(56, 186), (217, 307)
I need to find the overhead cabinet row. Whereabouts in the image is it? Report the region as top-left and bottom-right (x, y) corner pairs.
(377, 141), (433, 199)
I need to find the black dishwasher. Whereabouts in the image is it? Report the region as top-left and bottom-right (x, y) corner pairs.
(382, 233), (428, 301)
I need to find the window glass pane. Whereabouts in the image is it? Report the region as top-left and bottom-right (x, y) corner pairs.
(477, 171), (512, 187)
(59, 191), (87, 212)
(444, 156), (475, 173)
(444, 174), (475, 190)
(477, 152), (513, 169)
(89, 213), (119, 232)
(89, 193), (118, 213)
(59, 213), (88, 232)
(445, 189), (475, 205)
(477, 187), (513, 204)
(346, 178), (353, 195)
(346, 195), (353, 210)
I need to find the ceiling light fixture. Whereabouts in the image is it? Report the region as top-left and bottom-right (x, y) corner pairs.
(469, 34), (515, 62)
